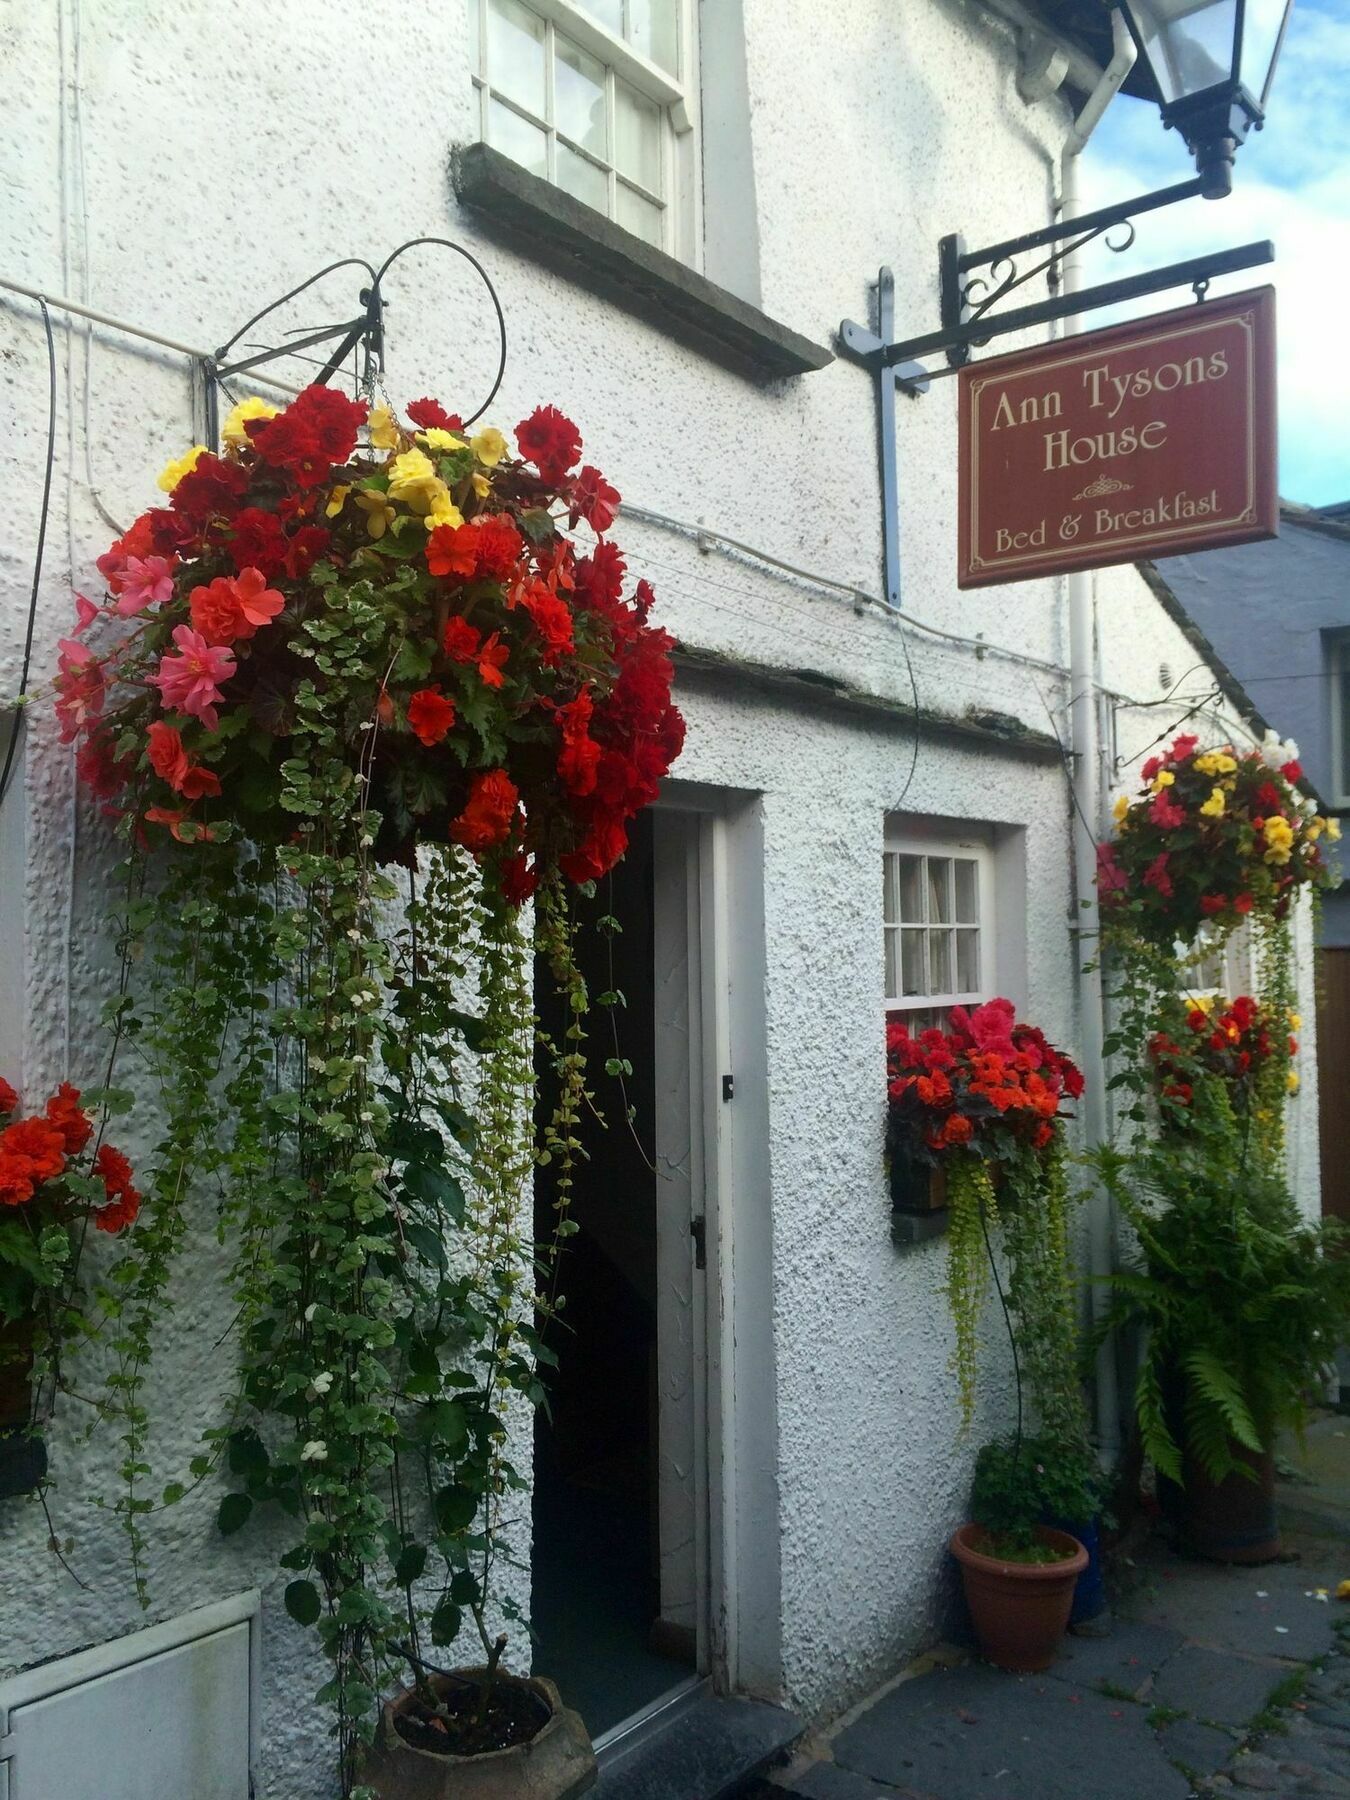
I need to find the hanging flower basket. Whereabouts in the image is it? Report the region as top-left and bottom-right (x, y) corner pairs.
(1097, 730), (1338, 948)
(42, 380), (685, 1792)
(61, 388), (683, 881)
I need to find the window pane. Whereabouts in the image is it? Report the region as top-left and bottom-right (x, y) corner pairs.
(615, 182), (663, 245)
(468, 0), (482, 70)
(1340, 656), (1350, 797)
(488, 97), (548, 178)
(900, 931), (924, 998)
(884, 928), (899, 1001)
(883, 854), (899, 927)
(897, 855), (923, 924)
(578, 0), (624, 35)
(556, 141), (608, 211)
(956, 929), (980, 994)
(555, 33), (607, 155)
(927, 857), (952, 924)
(629, 0), (679, 71)
(929, 930), (952, 996)
(487, 0), (546, 115)
(954, 858), (979, 924)
(615, 79), (662, 190)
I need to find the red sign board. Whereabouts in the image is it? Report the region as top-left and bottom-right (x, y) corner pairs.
(957, 287), (1277, 588)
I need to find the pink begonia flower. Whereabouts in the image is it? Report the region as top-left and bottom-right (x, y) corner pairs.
(54, 637), (104, 743)
(149, 626), (236, 733)
(116, 555), (177, 617)
(72, 593), (100, 636)
(1096, 842), (1128, 895)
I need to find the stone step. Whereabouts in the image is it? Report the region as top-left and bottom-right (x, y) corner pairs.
(594, 1693), (804, 1800)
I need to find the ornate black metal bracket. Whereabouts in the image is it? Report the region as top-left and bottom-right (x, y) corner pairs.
(838, 177), (1276, 607)
(198, 238), (508, 446)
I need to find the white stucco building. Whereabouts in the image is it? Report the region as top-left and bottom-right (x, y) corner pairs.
(0, 3), (1320, 1796)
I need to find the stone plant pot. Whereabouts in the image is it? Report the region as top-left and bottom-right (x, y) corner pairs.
(361, 1670), (596, 1800)
(951, 1524), (1088, 1672)
(1171, 1443), (1280, 1565)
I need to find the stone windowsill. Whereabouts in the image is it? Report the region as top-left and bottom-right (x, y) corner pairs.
(451, 142), (833, 383)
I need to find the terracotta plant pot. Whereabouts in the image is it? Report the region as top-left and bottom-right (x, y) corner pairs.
(951, 1524), (1087, 1672)
(360, 1669), (596, 1800)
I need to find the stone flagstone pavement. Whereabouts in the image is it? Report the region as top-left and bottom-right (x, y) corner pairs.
(756, 1412), (1350, 1800)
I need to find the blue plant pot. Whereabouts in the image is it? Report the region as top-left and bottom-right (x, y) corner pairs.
(1046, 1514), (1106, 1623)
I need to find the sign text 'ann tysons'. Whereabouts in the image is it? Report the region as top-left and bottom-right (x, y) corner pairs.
(957, 288), (1277, 588)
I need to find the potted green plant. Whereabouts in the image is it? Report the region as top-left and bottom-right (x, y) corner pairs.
(951, 1437), (1089, 1672)
(37, 378), (683, 1796)
(1096, 1138), (1348, 1563)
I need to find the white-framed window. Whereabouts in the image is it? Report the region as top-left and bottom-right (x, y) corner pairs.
(467, 0), (700, 262)
(884, 830), (996, 1031)
(1329, 633), (1350, 810)
(1183, 920), (1256, 1004)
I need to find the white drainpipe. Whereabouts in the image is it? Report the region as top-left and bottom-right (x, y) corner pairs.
(1060, 10), (1137, 1463)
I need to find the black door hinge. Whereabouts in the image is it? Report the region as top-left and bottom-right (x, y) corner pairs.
(722, 1073), (734, 1102)
(690, 1214), (707, 1270)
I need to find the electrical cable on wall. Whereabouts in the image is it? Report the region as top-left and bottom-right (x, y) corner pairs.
(0, 298), (59, 813)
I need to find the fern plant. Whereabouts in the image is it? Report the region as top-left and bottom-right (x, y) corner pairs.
(1094, 1132), (1348, 1485)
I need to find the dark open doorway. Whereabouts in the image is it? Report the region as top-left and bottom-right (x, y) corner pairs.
(531, 810), (699, 1739)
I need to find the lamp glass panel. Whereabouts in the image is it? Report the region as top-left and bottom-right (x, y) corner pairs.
(1131, 0), (1238, 103)
(1240, 0), (1290, 101)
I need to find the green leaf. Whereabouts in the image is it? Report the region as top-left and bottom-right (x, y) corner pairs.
(217, 1492), (253, 1537)
(394, 1542), (427, 1586)
(403, 1163), (465, 1223)
(227, 1427), (270, 1476)
(430, 1600), (463, 1646)
(434, 1484), (479, 1535)
(284, 1578), (322, 1626)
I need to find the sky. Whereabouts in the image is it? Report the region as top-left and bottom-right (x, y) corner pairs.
(1079, 0), (1350, 506)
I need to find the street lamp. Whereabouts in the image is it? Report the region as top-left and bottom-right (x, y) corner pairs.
(1116, 0), (1293, 197)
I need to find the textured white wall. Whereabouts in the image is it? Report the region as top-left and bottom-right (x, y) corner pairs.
(0, 0), (1321, 1785)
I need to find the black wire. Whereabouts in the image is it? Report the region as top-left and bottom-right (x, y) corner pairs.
(367, 237), (508, 426)
(213, 257), (378, 362)
(891, 618), (922, 812)
(0, 297), (59, 813)
(978, 1190), (1024, 1467)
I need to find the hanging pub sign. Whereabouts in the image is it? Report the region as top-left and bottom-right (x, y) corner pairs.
(957, 287), (1277, 588)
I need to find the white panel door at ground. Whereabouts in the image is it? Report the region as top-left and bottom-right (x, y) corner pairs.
(4, 1622), (250, 1799)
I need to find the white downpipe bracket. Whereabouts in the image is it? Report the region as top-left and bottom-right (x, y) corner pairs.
(1061, 8), (1136, 1466)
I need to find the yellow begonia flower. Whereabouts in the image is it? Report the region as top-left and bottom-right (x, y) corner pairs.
(1308, 818), (1325, 841)
(1194, 751), (1238, 777)
(471, 427), (507, 467)
(1328, 818), (1342, 842)
(418, 428), (467, 453)
(1287, 1070), (1300, 1094)
(156, 445), (207, 492)
(1113, 794), (1130, 824)
(368, 404), (401, 451)
(353, 490), (397, 539)
(1290, 1011), (1302, 1030)
(1152, 770), (1176, 791)
(388, 449), (436, 497)
(221, 397), (277, 448)
(1199, 787), (1226, 819)
(325, 484), (351, 519)
(471, 471), (491, 498)
(422, 489), (464, 532)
